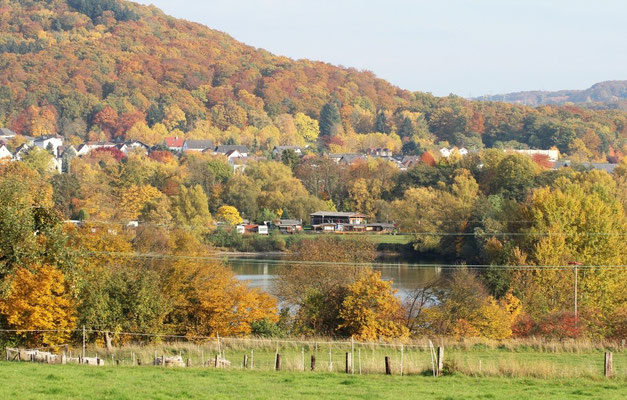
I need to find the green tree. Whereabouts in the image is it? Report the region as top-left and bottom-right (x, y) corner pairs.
(319, 101), (341, 137)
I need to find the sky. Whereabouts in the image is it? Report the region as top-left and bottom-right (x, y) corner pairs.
(135, 0), (627, 97)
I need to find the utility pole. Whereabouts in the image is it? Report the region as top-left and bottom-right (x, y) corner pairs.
(568, 262), (583, 321)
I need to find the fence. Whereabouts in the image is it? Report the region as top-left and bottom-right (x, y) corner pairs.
(2, 329), (625, 379)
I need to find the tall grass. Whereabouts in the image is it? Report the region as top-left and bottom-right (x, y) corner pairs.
(46, 336), (625, 379)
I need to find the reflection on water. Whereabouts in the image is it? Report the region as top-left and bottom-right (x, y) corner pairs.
(228, 255), (446, 301)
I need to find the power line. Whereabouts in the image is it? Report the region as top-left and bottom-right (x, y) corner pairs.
(80, 251), (627, 270)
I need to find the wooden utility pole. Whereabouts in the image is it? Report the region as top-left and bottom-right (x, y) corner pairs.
(385, 356), (391, 375)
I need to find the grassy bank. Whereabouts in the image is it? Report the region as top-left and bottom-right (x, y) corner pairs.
(0, 362), (625, 400)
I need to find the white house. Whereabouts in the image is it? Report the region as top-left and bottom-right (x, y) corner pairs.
(272, 146), (303, 158)
(513, 149), (559, 162)
(76, 142), (117, 156)
(0, 144), (12, 160)
(34, 135), (64, 157)
(215, 145), (249, 157)
(439, 148), (452, 158)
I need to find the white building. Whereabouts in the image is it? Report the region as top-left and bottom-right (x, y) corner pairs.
(0, 144), (12, 160)
(34, 136), (64, 157)
(513, 149), (559, 162)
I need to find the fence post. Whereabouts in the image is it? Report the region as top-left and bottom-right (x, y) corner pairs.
(215, 354), (219, 369)
(243, 354), (248, 369)
(345, 352), (351, 374)
(604, 352), (613, 377)
(275, 353), (281, 371)
(302, 347), (305, 372)
(82, 325), (86, 360)
(5, 348), (8, 361)
(385, 356), (391, 375)
(351, 336), (355, 375)
(437, 347), (444, 377)
(251, 349), (254, 369)
(400, 345), (404, 376)
(311, 355), (316, 371)
(358, 348), (361, 375)
(186, 358), (191, 368)
(132, 352), (135, 366)
(162, 354), (165, 368)
(201, 349), (204, 367)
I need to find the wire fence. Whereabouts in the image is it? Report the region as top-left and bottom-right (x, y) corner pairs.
(2, 329), (625, 378)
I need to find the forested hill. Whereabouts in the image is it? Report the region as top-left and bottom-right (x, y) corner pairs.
(476, 81), (627, 110)
(0, 0), (625, 161)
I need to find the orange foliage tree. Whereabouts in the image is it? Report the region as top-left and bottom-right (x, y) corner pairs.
(0, 265), (76, 347)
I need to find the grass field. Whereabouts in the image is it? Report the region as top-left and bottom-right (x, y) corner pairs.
(0, 361), (625, 400)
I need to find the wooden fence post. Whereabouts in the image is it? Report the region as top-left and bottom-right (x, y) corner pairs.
(604, 352), (613, 377)
(215, 354), (219, 368)
(243, 354), (248, 369)
(275, 353), (281, 371)
(186, 358), (191, 368)
(385, 356), (391, 375)
(345, 352), (351, 374)
(311, 355), (316, 371)
(437, 347), (444, 377)
(5, 348), (8, 361)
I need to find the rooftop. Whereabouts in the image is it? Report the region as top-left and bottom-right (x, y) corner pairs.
(310, 211), (368, 218)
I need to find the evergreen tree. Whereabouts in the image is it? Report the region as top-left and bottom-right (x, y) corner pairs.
(319, 101), (341, 137)
(398, 117), (415, 138)
(374, 110), (388, 133)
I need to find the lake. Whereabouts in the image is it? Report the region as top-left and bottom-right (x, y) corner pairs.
(228, 254), (446, 301)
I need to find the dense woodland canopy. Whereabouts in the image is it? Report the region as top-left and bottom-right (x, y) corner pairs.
(0, 0), (625, 160)
(0, 0), (626, 345)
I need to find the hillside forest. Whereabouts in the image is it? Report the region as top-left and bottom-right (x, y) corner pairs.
(0, 0), (626, 347)
(0, 0), (625, 161)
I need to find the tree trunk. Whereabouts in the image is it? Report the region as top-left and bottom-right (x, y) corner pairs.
(105, 331), (113, 351)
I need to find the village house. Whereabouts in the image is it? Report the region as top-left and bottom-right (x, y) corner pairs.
(76, 142), (117, 156)
(272, 146), (303, 158)
(553, 160), (618, 174)
(0, 127), (16, 142)
(310, 211), (368, 232)
(119, 140), (149, 155)
(13, 143), (31, 161)
(34, 135), (64, 157)
(164, 136), (184, 152)
(513, 149), (559, 162)
(276, 219), (303, 234)
(215, 145), (249, 156)
(183, 139), (214, 153)
(0, 144), (12, 160)
(366, 148), (393, 157)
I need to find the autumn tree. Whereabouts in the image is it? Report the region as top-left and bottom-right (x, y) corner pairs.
(0, 265), (76, 347)
(216, 205), (242, 225)
(276, 237), (377, 335)
(339, 271), (409, 340)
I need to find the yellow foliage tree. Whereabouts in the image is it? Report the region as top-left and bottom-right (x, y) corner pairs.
(339, 271), (409, 341)
(119, 184), (164, 220)
(0, 265), (76, 347)
(216, 205), (243, 225)
(172, 262), (278, 337)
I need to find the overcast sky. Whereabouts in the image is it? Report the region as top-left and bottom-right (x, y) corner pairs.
(135, 0), (626, 97)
